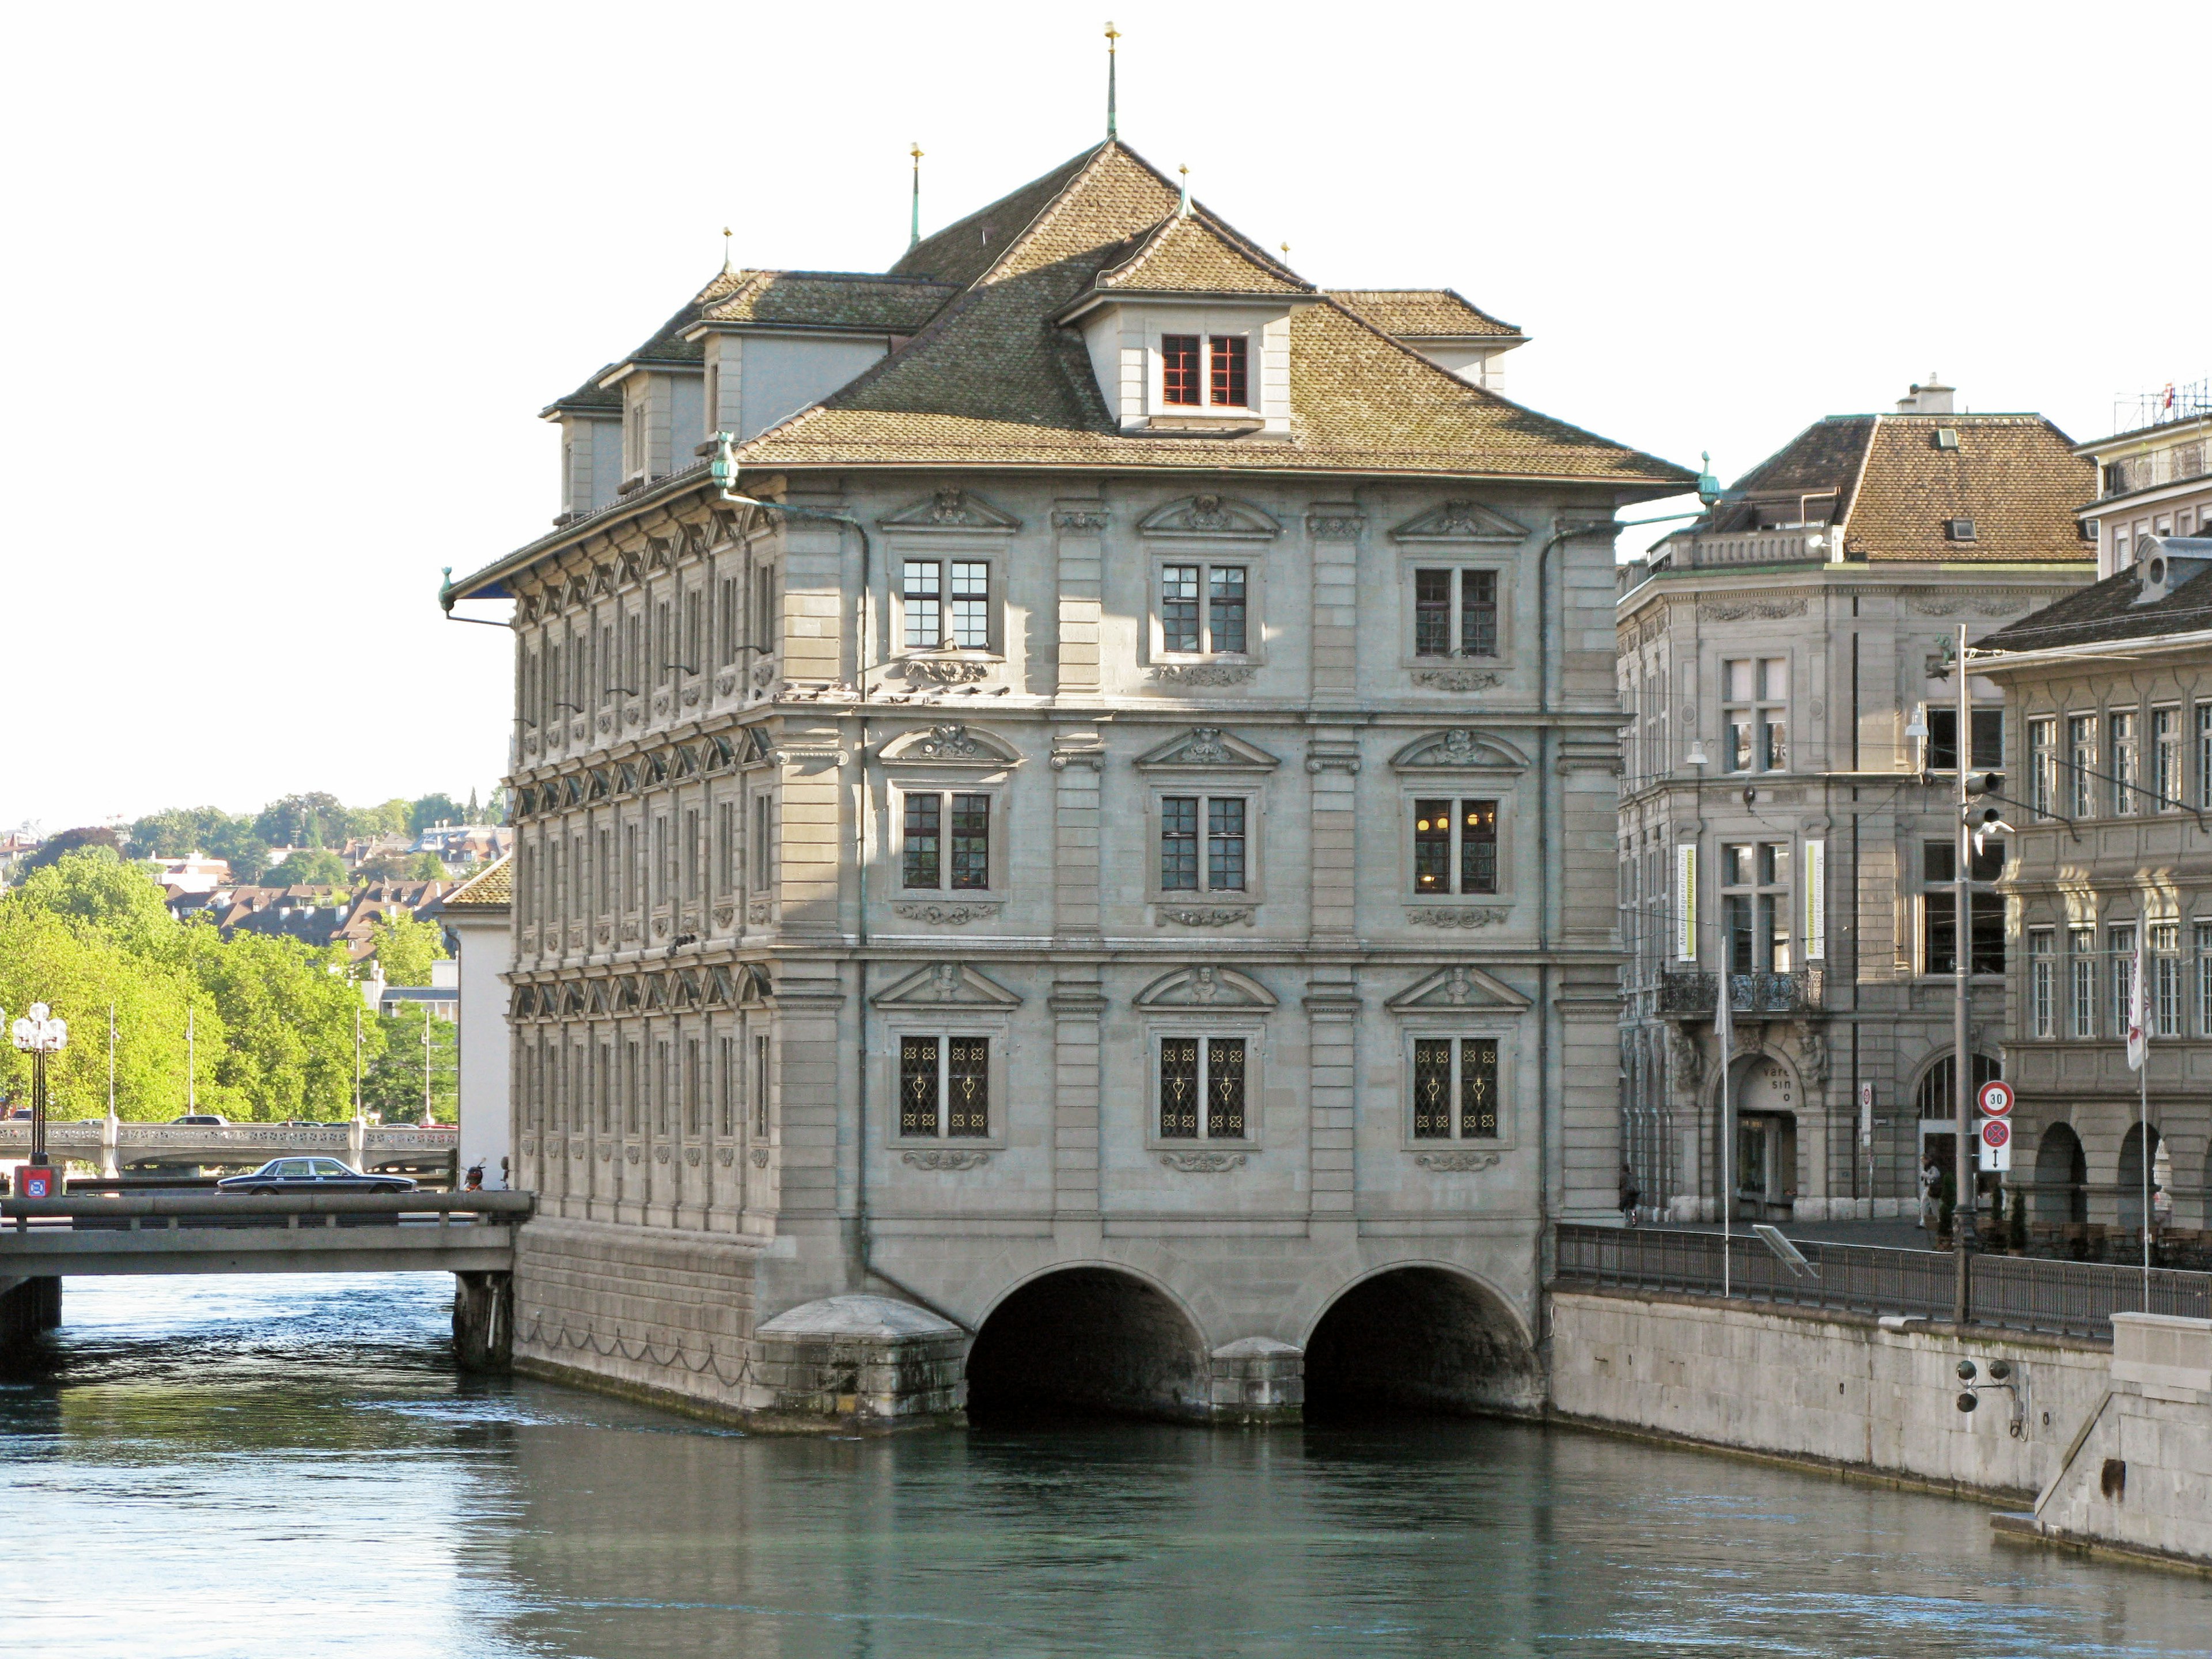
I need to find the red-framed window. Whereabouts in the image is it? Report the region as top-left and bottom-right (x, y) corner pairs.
(1161, 335), (1201, 405)
(1209, 335), (1248, 407)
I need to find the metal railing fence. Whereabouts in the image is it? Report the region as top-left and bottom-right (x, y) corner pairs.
(1554, 1224), (2212, 1343)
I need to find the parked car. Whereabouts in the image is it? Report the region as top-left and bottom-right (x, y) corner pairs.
(172, 1113), (230, 1126)
(3, 1107), (31, 1120)
(216, 1158), (416, 1194)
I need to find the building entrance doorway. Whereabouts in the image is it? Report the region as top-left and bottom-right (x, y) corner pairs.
(1727, 1056), (1797, 1219)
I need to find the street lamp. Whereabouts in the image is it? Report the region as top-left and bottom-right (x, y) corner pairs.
(10, 1001), (69, 1181)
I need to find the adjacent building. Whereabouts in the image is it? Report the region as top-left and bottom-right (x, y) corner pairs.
(444, 138), (1692, 1419)
(1975, 536), (2212, 1236)
(440, 856), (514, 1188)
(2077, 381), (2212, 578)
(1616, 381), (2096, 1222)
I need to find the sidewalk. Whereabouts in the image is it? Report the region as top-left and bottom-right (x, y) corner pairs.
(1648, 1215), (1941, 1252)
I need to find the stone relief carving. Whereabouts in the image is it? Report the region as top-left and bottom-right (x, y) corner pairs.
(654, 1146), (670, 1165)
(597, 1145), (612, 1161)
(879, 488), (1021, 532)
(714, 671), (737, 698)
(749, 1147), (769, 1167)
(902, 1149), (993, 1171)
(1405, 908), (1509, 928)
(1698, 599), (1808, 622)
(1414, 1150), (1502, 1172)
(1052, 509), (1109, 531)
(1150, 664), (1256, 687)
(684, 1147), (701, 1166)
(751, 659), (780, 689)
(1389, 499), (1529, 543)
(1160, 1150), (1248, 1172)
(625, 1147), (640, 1164)
(747, 900), (772, 925)
(1907, 592), (2033, 617)
(1410, 668), (1504, 692)
(680, 685), (702, 708)
(1305, 513), (1366, 539)
(907, 724), (984, 757)
(711, 903), (736, 929)
(717, 1147), (734, 1166)
(893, 902), (1002, 924)
(1158, 906), (1256, 927)
(1137, 494), (1280, 539)
(904, 657), (993, 684)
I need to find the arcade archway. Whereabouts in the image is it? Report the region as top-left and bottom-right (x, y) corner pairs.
(964, 1267), (1211, 1422)
(1302, 1266), (1536, 1419)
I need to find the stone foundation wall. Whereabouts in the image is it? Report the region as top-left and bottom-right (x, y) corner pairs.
(1548, 1288), (2110, 1499)
(512, 1215), (766, 1412)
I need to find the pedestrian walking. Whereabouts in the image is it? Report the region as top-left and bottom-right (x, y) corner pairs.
(1918, 1154), (1942, 1235)
(1618, 1162), (1641, 1228)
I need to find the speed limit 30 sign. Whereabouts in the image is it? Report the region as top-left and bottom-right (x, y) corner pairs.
(1976, 1079), (2015, 1118)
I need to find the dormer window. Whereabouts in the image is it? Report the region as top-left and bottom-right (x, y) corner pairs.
(1161, 334), (1251, 410)
(1946, 518), (1977, 542)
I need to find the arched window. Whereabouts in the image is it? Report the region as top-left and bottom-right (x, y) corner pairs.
(1916, 1052), (2002, 1119)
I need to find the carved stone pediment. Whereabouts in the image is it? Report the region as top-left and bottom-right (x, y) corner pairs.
(1134, 965), (1277, 1009)
(870, 962), (1023, 1009)
(877, 723), (1022, 767)
(1388, 728), (1528, 773)
(1388, 499), (1529, 544)
(1386, 964), (1531, 1013)
(1134, 726), (1280, 772)
(1137, 494), (1280, 540)
(878, 488), (1021, 533)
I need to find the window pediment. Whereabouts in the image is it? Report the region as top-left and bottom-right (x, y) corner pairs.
(1138, 495), (1280, 540)
(1389, 728), (1528, 773)
(877, 724), (1022, 768)
(1387, 964), (1530, 1013)
(1135, 726), (1280, 772)
(877, 488), (1021, 534)
(1390, 500), (1529, 544)
(870, 961), (1022, 1009)
(1134, 965), (1277, 1009)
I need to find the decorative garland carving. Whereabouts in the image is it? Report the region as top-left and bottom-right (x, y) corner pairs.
(1052, 509), (1109, 532)
(1405, 907), (1509, 928)
(901, 1149), (993, 1171)
(893, 902), (1002, 925)
(1157, 906), (1256, 927)
(1698, 599), (1808, 621)
(1306, 514), (1366, 539)
(1160, 1150), (1248, 1172)
(906, 723), (984, 758)
(1150, 664), (1255, 687)
(1906, 592), (2036, 617)
(904, 657), (993, 684)
(1410, 668), (1503, 692)
(1414, 1150), (1501, 1172)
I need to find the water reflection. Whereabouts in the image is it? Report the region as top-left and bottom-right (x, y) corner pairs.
(0, 1276), (2202, 1658)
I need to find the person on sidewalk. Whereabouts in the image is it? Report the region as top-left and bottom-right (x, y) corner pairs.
(1618, 1163), (1641, 1228)
(1918, 1154), (1942, 1235)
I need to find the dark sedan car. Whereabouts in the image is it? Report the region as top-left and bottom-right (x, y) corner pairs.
(216, 1158), (416, 1194)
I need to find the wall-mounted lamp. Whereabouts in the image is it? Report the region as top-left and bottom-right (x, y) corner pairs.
(1684, 740), (1710, 768)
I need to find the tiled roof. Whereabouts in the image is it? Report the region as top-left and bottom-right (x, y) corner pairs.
(1846, 415), (2093, 563)
(1093, 212), (1313, 294)
(1975, 562), (2212, 654)
(732, 142), (1690, 486)
(1331, 289), (1520, 339)
(439, 854), (512, 912)
(1684, 412), (2093, 562)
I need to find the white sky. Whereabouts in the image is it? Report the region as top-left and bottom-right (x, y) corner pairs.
(5, 0), (2206, 834)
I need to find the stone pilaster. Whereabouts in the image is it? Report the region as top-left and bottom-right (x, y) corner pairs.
(1306, 734), (1361, 943)
(1305, 505), (1364, 700)
(1051, 735), (1105, 942)
(1052, 501), (1107, 698)
(1049, 980), (1107, 1237)
(1306, 977), (1362, 1227)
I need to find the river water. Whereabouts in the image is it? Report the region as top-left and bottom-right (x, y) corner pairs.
(1, 1275), (2206, 1658)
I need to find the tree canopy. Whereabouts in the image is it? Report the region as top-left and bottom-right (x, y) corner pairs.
(370, 911), (448, 987)
(262, 848), (349, 888)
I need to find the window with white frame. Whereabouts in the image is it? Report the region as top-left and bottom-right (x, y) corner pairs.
(751, 1033), (770, 1139)
(2109, 923), (2138, 1039)
(1411, 1037), (1499, 1139)
(2070, 926), (2097, 1039)
(1412, 569), (1499, 660)
(2153, 921), (2182, 1036)
(2029, 930), (2055, 1037)
(901, 791), (990, 891)
(1721, 842), (1791, 972)
(2154, 707), (2182, 809)
(749, 793), (772, 893)
(901, 559), (991, 651)
(2198, 921), (2212, 1037)
(1413, 799), (1499, 895)
(898, 1035), (989, 1138)
(2069, 715), (2097, 818)
(1158, 562), (1248, 655)
(1160, 795), (1247, 893)
(717, 1035), (736, 1136)
(1722, 658), (1787, 773)
(1158, 1036), (1247, 1139)
(2029, 717), (2055, 818)
(2200, 704), (2212, 810)
(2111, 710), (2139, 815)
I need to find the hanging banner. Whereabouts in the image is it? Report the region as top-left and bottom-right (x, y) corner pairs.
(1803, 839), (1825, 960)
(1676, 843), (1698, 961)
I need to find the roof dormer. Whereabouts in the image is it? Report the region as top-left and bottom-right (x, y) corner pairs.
(1057, 211), (1317, 438)
(1330, 290), (1526, 392)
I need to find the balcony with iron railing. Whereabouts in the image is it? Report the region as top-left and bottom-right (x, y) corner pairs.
(1657, 967), (1824, 1018)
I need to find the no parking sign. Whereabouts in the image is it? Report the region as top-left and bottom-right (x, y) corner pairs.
(1978, 1115), (2013, 1173)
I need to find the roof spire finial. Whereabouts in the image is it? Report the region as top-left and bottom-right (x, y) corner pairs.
(1104, 20), (1120, 139)
(721, 226), (734, 275)
(908, 142), (923, 252)
(1177, 163), (1191, 218)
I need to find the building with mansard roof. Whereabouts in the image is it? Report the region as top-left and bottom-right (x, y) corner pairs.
(1616, 380), (2095, 1228)
(446, 137), (1691, 1422)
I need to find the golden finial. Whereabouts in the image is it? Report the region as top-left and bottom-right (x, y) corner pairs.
(1105, 21), (1121, 139)
(721, 226), (734, 274)
(1177, 164), (1191, 217)
(908, 143), (924, 251)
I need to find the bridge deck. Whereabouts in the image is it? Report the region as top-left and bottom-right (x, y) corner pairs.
(0, 1192), (532, 1277)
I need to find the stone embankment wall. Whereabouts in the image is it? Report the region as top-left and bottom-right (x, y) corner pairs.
(1548, 1288), (2110, 1500)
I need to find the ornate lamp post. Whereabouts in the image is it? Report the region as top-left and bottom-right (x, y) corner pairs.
(11, 1001), (69, 1177)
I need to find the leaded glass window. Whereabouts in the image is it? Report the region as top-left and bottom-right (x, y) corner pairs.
(1159, 1036), (1246, 1139)
(900, 1035), (940, 1136)
(1411, 1038), (1499, 1140)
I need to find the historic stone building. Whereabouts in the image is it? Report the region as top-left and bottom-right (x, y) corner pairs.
(1976, 536), (2212, 1239)
(1615, 383), (2094, 1222)
(446, 139), (1690, 1420)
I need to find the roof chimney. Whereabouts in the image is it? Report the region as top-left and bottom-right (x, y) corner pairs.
(1896, 373), (1955, 415)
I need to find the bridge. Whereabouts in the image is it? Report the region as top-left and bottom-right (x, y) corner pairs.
(0, 1189), (530, 1368)
(0, 1121), (459, 1181)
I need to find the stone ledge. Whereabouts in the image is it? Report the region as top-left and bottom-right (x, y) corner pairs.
(1992, 1512), (2212, 1579)
(1547, 1285), (2111, 1354)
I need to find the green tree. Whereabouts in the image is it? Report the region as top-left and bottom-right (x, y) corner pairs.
(409, 793), (464, 835)
(181, 929), (378, 1122)
(361, 1007), (456, 1123)
(262, 848), (349, 888)
(16, 852), (178, 959)
(359, 799), (414, 838)
(253, 793), (347, 850)
(370, 911), (448, 987)
(20, 827), (121, 873)
(127, 805), (250, 859)
(408, 853), (450, 880)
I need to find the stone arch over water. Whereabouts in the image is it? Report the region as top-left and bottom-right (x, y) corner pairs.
(963, 1265), (1211, 1422)
(1301, 1264), (1537, 1419)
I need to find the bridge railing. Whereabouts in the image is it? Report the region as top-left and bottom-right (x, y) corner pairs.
(1, 1191), (534, 1232)
(1553, 1222), (2212, 1343)
(0, 1123), (457, 1149)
